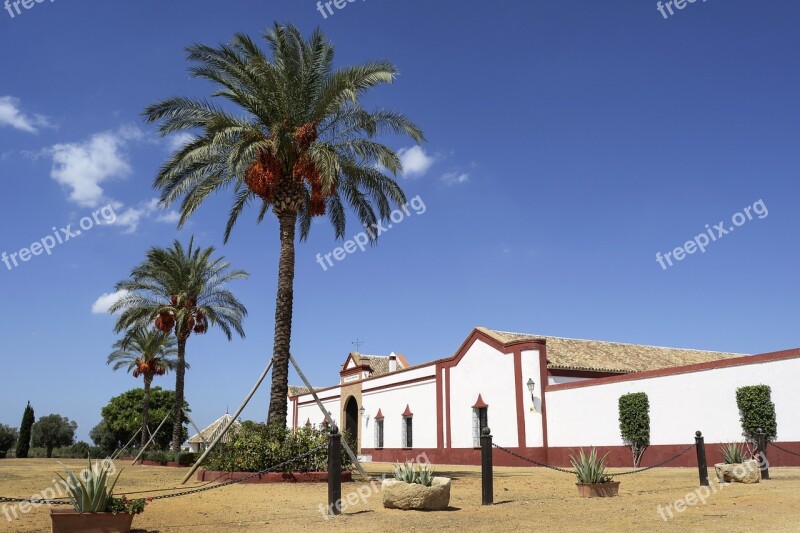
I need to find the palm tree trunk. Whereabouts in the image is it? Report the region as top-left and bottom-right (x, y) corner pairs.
(267, 210), (297, 428)
(171, 339), (187, 452)
(141, 375), (153, 449)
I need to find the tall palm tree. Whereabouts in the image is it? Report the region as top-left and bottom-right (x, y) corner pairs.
(110, 238), (248, 451)
(143, 24), (424, 428)
(107, 328), (180, 449)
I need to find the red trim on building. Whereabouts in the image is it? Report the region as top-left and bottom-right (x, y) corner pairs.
(472, 394), (488, 409)
(362, 441), (800, 468)
(374, 409), (384, 420)
(361, 375), (435, 394)
(402, 404), (413, 417)
(298, 395), (340, 407)
(548, 369), (626, 379)
(305, 418), (311, 426)
(445, 366), (451, 448)
(436, 363), (444, 448)
(538, 344), (549, 453)
(547, 347), (800, 392)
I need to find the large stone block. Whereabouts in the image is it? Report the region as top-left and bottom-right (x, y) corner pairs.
(381, 477), (451, 510)
(714, 460), (761, 484)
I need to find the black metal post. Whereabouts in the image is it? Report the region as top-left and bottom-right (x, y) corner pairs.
(757, 428), (769, 480)
(328, 424), (342, 516)
(695, 430), (709, 487)
(481, 426), (493, 505)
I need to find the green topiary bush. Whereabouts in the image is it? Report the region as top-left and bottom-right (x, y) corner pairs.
(204, 422), (351, 473)
(177, 452), (197, 466)
(619, 392), (650, 468)
(736, 385), (777, 442)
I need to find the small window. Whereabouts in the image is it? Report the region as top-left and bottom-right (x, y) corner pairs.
(375, 419), (384, 449)
(472, 407), (488, 447)
(401, 416), (413, 448)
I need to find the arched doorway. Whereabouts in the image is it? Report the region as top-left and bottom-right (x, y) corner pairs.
(343, 396), (359, 449)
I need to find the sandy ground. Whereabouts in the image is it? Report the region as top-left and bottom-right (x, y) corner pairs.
(1, 459), (799, 532)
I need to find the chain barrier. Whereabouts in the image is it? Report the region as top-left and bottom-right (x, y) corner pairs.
(0, 444), (328, 505)
(492, 442), (696, 477)
(769, 441), (800, 458)
(607, 444), (695, 477)
(491, 443), (577, 474)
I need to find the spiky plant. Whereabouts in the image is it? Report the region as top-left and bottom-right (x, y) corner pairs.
(570, 448), (612, 484)
(721, 443), (746, 464)
(107, 328), (180, 449)
(57, 459), (122, 513)
(143, 24), (424, 428)
(110, 238), (248, 451)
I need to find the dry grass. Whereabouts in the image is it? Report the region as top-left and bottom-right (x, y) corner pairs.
(1, 459), (799, 532)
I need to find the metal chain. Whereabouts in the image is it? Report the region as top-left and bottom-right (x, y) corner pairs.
(0, 444), (327, 505)
(608, 444), (695, 477)
(769, 441), (800, 458)
(492, 442), (695, 477)
(492, 443), (577, 474)
(147, 444), (328, 501)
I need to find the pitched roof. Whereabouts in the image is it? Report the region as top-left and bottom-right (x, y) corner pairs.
(481, 328), (746, 373)
(344, 352), (407, 377)
(187, 414), (239, 444)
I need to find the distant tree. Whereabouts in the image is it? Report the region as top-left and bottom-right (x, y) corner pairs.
(31, 414), (77, 458)
(89, 421), (119, 457)
(97, 387), (190, 454)
(0, 424), (17, 457)
(107, 327), (180, 448)
(15, 402), (34, 458)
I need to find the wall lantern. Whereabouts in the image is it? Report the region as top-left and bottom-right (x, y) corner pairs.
(527, 378), (536, 412)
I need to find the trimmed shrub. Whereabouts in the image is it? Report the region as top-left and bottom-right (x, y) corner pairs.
(205, 422), (352, 473)
(619, 392), (650, 468)
(736, 385), (777, 442)
(177, 452), (197, 466)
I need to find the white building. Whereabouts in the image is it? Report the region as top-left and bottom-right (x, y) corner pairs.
(288, 327), (800, 466)
(187, 414), (240, 453)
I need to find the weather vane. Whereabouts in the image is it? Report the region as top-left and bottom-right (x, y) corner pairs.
(352, 338), (366, 352)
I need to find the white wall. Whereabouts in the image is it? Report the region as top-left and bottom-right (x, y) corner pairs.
(546, 357), (800, 446)
(522, 349), (544, 447)
(362, 379), (437, 449)
(296, 395), (341, 428)
(448, 340), (520, 448)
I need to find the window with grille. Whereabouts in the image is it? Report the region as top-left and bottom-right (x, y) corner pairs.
(374, 419), (384, 449)
(472, 407), (488, 447)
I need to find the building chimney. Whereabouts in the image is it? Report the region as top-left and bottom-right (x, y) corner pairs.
(389, 354), (397, 372)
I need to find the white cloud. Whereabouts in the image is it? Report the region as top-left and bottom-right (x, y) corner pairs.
(50, 130), (133, 207)
(110, 198), (180, 234)
(441, 171), (469, 185)
(166, 132), (195, 152)
(0, 96), (53, 133)
(398, 146), (435, 178)
(91, 289), (129, 314)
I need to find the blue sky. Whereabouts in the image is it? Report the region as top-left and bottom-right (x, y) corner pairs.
(1, 0), (799, 441)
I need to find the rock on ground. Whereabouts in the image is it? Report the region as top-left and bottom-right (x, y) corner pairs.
(382, 477), (451, 510)
(714, 460), (761, 484)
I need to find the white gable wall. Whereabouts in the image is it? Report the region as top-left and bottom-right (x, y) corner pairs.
(546, 356), (800, 446)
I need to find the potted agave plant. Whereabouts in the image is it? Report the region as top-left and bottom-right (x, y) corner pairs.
(382, 461), (451, 510)
(570, 448), (620, 498)
(50, 458), (147, 533)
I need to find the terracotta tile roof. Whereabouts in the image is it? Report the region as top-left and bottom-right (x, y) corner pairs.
(288, 385), (316, 397)
(347, 353), (406, 377)
(481, 328), (746, 373)
(187, 414), (239, 444)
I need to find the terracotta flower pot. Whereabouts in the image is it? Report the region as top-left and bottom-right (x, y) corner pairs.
(576, 481), (620, 498)
(50, 509), (135, 533)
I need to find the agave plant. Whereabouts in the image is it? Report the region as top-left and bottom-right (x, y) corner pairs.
(57, 459), (122, 513)
(393, 461), (434, 487)
(570, 448), (612, 484)
(721, 443), (746, 464)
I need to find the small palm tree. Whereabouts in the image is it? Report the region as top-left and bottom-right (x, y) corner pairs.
(143, 24), (424, 428)
(110, 238), (248, 451)
(107, 328), (180, 449)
